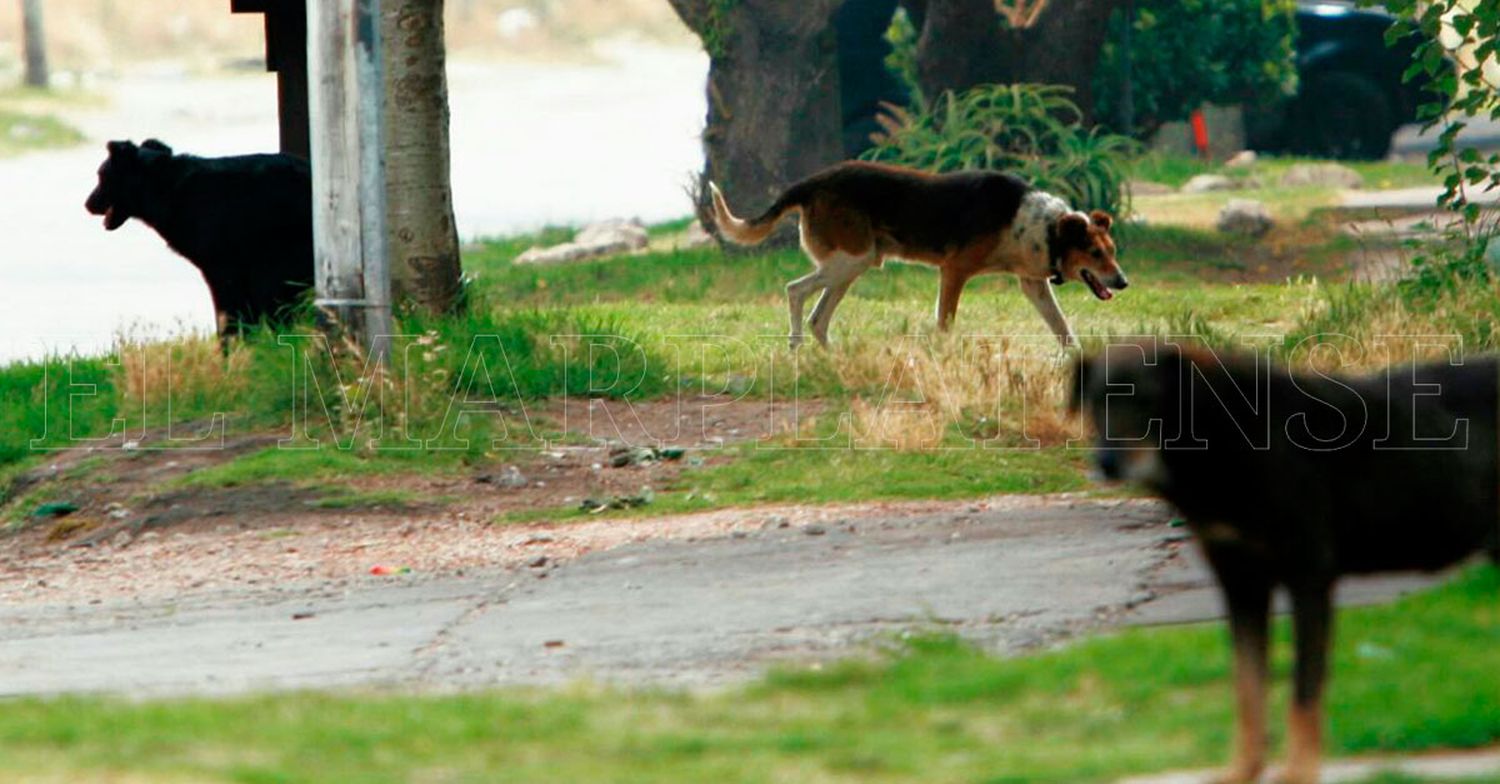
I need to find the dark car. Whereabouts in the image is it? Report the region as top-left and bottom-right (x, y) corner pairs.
(1247, 1), (1443, 159)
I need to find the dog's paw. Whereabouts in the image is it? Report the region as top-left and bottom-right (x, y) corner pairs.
(1205, 763), (1263, 784)
(788, 334), (804, 350)
(1269, 766), (1317, 784)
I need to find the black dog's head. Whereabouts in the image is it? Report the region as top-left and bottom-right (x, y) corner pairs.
(85, 139), (174, 231)
(1070, 342), (1183, 486)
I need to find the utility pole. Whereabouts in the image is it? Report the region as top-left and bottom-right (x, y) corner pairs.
(21, 0), (49, 88)
(306, 0), (393, 362)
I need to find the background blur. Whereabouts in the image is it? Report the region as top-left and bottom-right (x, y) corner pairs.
(0, 1), (705, 362)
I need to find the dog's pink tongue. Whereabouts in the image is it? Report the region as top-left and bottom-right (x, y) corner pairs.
(1089, 277), (1113, 301)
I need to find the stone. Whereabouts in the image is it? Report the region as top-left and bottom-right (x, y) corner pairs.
(678, 220), (716, 250)
(1216, 199), (1274, 237)
(1223, 150), (1257, 168)
(516, 218), (649, 265)
(1179, 174), (1238, 193)
(1127, 180), (1174, 196)
(1279, 162), (1364, 189)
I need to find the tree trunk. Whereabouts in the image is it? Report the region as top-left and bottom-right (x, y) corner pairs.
(382, 0), (463, 313)
(916, 0), (1121, 120)
(669, 0), (846, 246)
(21, 0), (48, 89)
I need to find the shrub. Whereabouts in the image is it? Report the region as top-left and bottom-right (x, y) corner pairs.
(1380, 0), (1498, 296)
(1092, 0), (1298, 138)
(861, 83), (1137, 214)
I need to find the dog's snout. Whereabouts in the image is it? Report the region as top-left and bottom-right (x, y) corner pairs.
(1111, 275), (1129, 291)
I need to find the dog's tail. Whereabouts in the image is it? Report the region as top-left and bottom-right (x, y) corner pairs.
(708, 181), (803, 246)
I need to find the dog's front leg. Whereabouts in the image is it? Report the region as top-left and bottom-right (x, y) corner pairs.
(1279, 581), (1333, 784)
(1205, 544), (1273, 784)
(1018, 278), (1078, 348)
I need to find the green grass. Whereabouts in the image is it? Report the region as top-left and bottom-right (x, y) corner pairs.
(502, 441), (1090, 524)
(305, 487), (434, 510)
(0, 109), (83, 156)
(1, 565), (1494, 783)
(172, 448), (465, 490)
(0, 86), (90, 156)
(1129, 152), (1438, 190)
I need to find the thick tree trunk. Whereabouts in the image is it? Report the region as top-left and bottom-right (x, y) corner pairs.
(669, 0), (846, 245)
(382, 0), (463, 313)
(916, 0), (1121, 120)
(21, 0), (48, 89)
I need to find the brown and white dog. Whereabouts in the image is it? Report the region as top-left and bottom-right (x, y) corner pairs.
(709, 161), (1128, 348)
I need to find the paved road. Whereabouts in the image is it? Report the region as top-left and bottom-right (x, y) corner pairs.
(0, 497), (1445, 697)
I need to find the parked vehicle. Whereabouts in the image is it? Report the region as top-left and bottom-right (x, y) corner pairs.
(1246, 1), (1444, 159)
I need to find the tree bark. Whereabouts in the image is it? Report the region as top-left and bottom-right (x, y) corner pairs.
(916, 0), (1121, 120)
(21, 0), (48, 89)
(382, 0), (463, 313)
(669, 0), (846, 245)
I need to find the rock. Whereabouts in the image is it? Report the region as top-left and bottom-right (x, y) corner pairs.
(574, 218), (648, 249)
(609, 445), (687, 467)
(496, 465), (527, 489)
(476, 465), (528, 489)
(1180, 174), (1239, 193)
(678, 220), (716, 250)
(516, 218), (648, 265)
(764, 515), (790, 529)
(1127, 179), (1174, 196)
(527, 555), (549, 569)
(1224, 150), (1257, 168)
(1279, 162), (1363, 189)
(804, 524), (827, 536)
(1216, 199), (1274, 237)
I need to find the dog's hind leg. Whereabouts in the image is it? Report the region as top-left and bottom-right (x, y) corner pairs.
(1280, 581), (1333, 784)
(786, 268), (828, 349)
(1205, 545), (1273, 784)
(808, 252), (872, 347)
(1018, 278), (1078, 348)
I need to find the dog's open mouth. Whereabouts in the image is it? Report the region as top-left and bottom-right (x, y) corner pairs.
(103, 207), (125, 231)
(1081, 269), (1113, 301)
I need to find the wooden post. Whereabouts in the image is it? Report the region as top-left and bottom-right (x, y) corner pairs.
(21, 0), (49, 88)
(307, 0), (393, 361)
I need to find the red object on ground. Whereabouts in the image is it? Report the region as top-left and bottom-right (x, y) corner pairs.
(370, 565), (394, 576)
(1190, 109), (1210, 159)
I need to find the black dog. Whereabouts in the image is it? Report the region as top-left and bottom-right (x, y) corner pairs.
(85, 139), (314, 341)
(1072, 342), (1497, 784)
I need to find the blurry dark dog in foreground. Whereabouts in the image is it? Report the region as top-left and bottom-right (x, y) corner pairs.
(1072, 343), (1497, 784)
(85, 139), (314, 342)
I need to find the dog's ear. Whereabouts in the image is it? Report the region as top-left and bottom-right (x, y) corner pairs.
(106, 140), (138, 160)
(1089, 210), (1113, 232)
(141, 139), (173, 156)
(1057, 212), (1090, 245)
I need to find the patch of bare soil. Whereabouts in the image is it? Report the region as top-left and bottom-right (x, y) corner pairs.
(0, 396), (827, 604)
